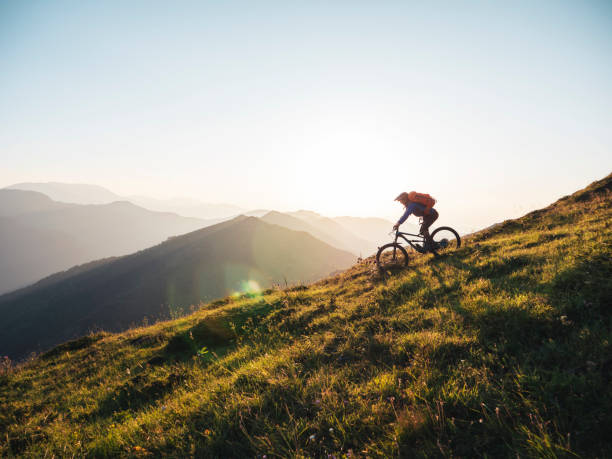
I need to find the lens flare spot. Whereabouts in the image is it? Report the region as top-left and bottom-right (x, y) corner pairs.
(231, 279), (262, 297)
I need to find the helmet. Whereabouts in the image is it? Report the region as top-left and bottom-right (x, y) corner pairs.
(395, 192), (410, 202)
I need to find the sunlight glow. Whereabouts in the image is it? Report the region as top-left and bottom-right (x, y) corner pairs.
(1, 1), (611, 231)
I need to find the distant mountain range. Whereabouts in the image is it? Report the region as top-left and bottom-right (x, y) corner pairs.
(333, 215), (405, 244)
(0, 189), (213, 294)
(263, 210), (417, 256)
(0, 216), (355, 360)
(5, 182), (122, 204)
(5, 183), (402, 239)
(6, 182), (244, 219)
(127, 195), (244, 220)
(262, 210), (375, 256)
(0, 183), (401, 295)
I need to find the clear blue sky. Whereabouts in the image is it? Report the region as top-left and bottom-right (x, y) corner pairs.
(1, 0), (611, 231)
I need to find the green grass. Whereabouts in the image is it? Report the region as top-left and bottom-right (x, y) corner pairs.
(1, 174), (611, 458)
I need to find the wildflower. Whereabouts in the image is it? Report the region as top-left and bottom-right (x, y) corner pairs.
(479, 418), (483, 423)
(204, 429), (211, 436)
(126, 368), (131, 375)
(560, 315), (573, 325)
(329, 428), (334, 433)
(314, 399), (321, 405)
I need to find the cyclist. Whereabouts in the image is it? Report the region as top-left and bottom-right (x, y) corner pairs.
(392, 192), (439, 250)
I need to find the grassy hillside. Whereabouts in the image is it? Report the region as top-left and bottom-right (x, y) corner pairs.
(0, 216), (355, 361)
(1, 174), (611, 457)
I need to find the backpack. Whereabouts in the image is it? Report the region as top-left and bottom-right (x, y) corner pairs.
(408, 191), (436, 214)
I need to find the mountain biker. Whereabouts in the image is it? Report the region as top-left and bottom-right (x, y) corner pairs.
(392, 192), (438, 250)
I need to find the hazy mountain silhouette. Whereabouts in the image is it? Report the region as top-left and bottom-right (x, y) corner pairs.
(128, 196), (244, 220)
(243, 209), (271, 217)
(0, 190), (212, 294)
(6, 182), (122, 204)
(0, 217), (85, 297)
(261, 211), (402, 257)
(286, 210), (376, 256)
(0, 216), (355, 360)
(0, 189), (72, 216)
(333, 216), (415, 243)
(6, 182), (244, 219)
(261, 211), (348, 251)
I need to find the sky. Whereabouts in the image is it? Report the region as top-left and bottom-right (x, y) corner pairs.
(1, 0), (611, 232)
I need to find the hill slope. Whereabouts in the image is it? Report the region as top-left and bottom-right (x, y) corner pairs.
(1, 174), (611, 457)
(0, 216), (355, 360)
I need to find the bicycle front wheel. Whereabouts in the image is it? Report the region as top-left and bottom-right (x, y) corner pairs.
(376, 243), (409, 272)
(430, 226), (461, 255)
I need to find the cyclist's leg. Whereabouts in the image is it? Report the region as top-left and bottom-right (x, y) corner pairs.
(420, 209), (439, 250)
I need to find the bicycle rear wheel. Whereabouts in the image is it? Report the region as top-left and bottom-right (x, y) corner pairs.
(376, 243), (409, 272)
(430, 226), (461, 255)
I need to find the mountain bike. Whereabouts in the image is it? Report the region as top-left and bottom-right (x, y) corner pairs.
(376, 224), (461, 271)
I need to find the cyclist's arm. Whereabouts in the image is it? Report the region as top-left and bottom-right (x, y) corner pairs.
(397, 203), (418, 225)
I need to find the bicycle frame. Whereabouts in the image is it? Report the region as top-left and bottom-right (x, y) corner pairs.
(393, 230), (425, 252)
